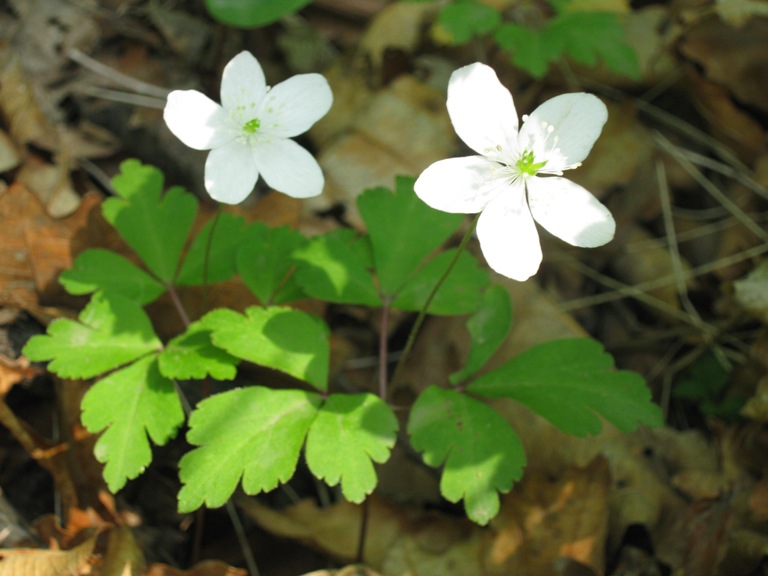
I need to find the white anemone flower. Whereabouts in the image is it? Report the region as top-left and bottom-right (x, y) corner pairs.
(164, 51), (333, 204)
(414, 62), (615, 281)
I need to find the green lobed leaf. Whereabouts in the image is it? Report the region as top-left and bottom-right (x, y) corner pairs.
(204, 0), (312, 28)
(177, 213), (246, 286)
(158, 320), (239, 381)
(438, 1), (502, 44)
(305, 393), (398, 502)
(450, 284), (513, 385)
(358, 177), (463, 295)
(82, 355), (184, 492)
(468, 338), (664, 436)
(237, 222), (307, 304)
(178, 386), (321, 511)
(23, 292), (161, 379)
(392, 249), (488, 315)
(494, 23), (559, 78)
(59, 249), (166, 305)
(203, 306), (329, 391)
(544, 12), (640, 79)
(293, 229), (381, 307)
(408, 386), (525, 525)
(103, 159), (198, 283)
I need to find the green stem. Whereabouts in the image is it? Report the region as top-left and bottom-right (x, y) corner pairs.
(389, 214), (480, 390)
(202, 204), (224, 313)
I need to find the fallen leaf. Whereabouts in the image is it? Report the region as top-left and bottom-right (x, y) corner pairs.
(147, 560), (247, 576)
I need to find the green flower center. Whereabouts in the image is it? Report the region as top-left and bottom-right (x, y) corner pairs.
(243, 118), (261, 134)
(516, 150), (547, 176)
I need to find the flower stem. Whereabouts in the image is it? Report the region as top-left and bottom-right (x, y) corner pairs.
(202, 204), (223, 313)
(378, 302), (390, 400)
(389, 214), (480, 391)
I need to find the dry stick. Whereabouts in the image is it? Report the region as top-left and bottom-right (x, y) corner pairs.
(68, 48), (170, 99)
(389, 214), (480, 391)
(653, 132), (768, 245)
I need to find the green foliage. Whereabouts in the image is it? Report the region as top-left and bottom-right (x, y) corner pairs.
(293, 229), (381, 307)
(179, 387), (322, 511)
(177, 213), (246, 286)
(408, 386), (525, 525)
(468, 338), (664, 436)
(103, 159), (198, 284)
(673, 353), (744, 421)
(203, 306), (330, 391)
(158, 321), (239, 381)
(82, 355), (184, 492)
(23, 158), (662, 527)
(306, 393), (398, 503)
(450, 284), (513, 385)
(23, 292), (161, 378)
(391, 248), (487, 315)
(237, 222), (307, 304)
(434, 0), (640, 79)
(359, 177), (464, 295)
(60, 249), (165, 305)
(204, 0), (313, 28)
(438, 1), (501, 43)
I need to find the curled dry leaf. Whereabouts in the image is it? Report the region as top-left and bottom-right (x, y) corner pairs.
(147, 559), (247, 576)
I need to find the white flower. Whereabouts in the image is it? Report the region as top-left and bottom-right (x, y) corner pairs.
(163, 51), (333, 204)
(414, 62), (615, 281)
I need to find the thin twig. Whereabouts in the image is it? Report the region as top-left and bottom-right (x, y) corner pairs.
(68, 48), (170, 99)
(226, 501), (260, 576)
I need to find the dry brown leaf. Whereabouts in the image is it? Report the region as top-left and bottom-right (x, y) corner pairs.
(681, 17), (768, 114)
(301, 566), (383, 576)
(0, 183), (103, 315)
(611, 224), (692, 319)
(0, 128), (20, 173)
(484, 458), (610, 574)
(684, 70), (765, 161)
(0, 527), (143, 576)
(147, 560), (247, 576)
(358, 2), (437, 69)
(575, 100), (654, 195)
(0, 536), (96, 576)
(313, 74), (456, 229)
(0, 355), (38, 396)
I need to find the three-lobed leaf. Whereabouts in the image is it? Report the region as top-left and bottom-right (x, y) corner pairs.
(23, 292), (161, 378)
(203, 306), (330, 391)
(82, 355), (184, 492)
(450, 284), (513, 384)
(178, 386), (321, 511)
(468, 338), (663, 436)
(392, 249), (488, 315)
(237, 222), (307, 304)
(158, 320), (239, 381)
(408, 386), (525, 525)
(177, 213), (246, 286)
(204, 0), (312, 27)
(305, 393), (398, 502)
(293, 229), (381, 307)
(358, 177), (463, 295)
(103, 160), (198, 283)
(60, 249), (165, 305)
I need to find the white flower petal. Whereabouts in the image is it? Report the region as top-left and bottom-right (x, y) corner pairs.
(261, 74), (333, 138)
(254, 138), (324, 198)
(220, 51), (267, 112)
(518, 93), (607, 173)
(204, 141), (260, 204)
(414, 156), (510, 214)
(477, 188), (542, 281)
(527, 176), (615, 247)
(446, 63), (520, 159)
(164, 90), (232, 150)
